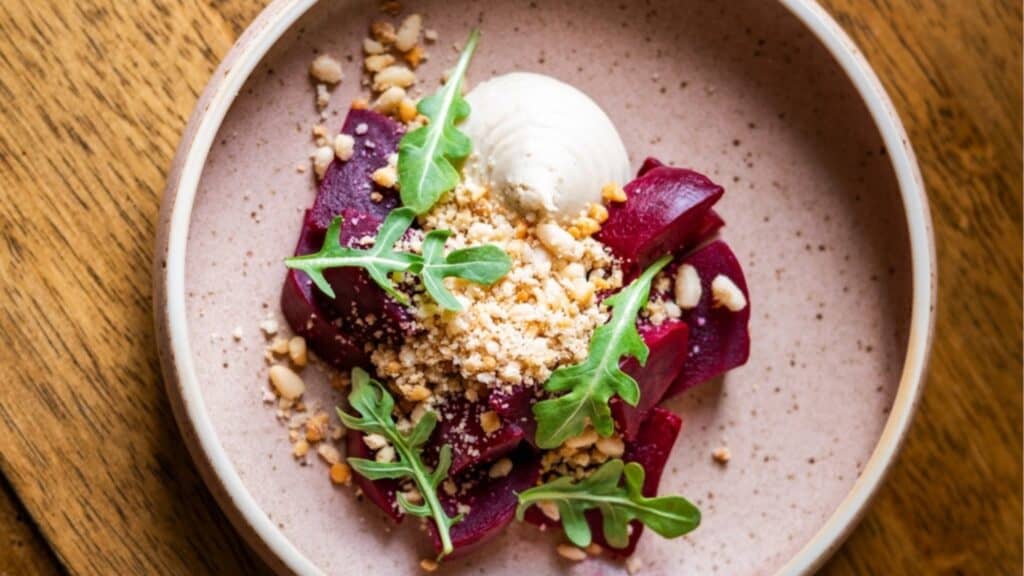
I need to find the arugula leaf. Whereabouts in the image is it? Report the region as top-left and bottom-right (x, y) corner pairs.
(284, 207), (510, 311)
(515, 459), (700, 548)
(532, 255), (672, 449)
(337, 368), (462, 557)
(284, 208), (419, 303)
(398, 30), (479, 214)
(412, 229), (512, 311)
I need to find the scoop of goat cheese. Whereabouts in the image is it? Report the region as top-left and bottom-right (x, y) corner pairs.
(461, 72), (631, 222)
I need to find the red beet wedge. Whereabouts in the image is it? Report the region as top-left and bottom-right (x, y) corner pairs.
(345, 429), (403, 523)
(429, 448), (541, 556)
(597, 164), (724, 274)
(308, 109), (404, 232)
(317, 208), (415, 343)
(280, 211), (370, 371)
(427, 394), (526, 476)
(662, 240), (751, 398)
(611, 320), (689, 441)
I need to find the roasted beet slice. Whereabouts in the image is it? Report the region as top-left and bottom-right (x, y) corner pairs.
(597, 166), (724, 274)
(280, 211), (369, 370)
(346, 430), (403, 523)
(308, 109), (403, 232)
(663, 240), (750, 398)
(637, 156), (665, 177)
(611, 320), (689, 441)
(430, 447), (541, 556)
(488, 385), (540, 447)
(316, 208), (415, 343)
(428, 394), (525, 476)
(523, 408), (682, 556)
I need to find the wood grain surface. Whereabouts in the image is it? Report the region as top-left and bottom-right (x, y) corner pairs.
(0, 1), (1019, 575)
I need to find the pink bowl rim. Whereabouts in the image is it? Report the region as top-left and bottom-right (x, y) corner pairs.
(153, 1), (937, 574)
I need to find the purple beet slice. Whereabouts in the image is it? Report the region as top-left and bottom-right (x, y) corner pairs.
(428, 394), (525, 476)
(611, 320), (689, 441)
(597, 165), (724, 274)
(523, 408), (683, 556)
(280, 211), (369, 371)
(488, 385), (540, 447)
(308, 108), (403, 232)
(637, 156), (665, 177)
(316, 208), (415, 343)
(662, 240), (751, 398)
(346, 429), (403, 523)
(430, 447), (541, 556)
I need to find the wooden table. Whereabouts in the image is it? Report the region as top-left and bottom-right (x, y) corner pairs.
(0, 1), (1019, 574)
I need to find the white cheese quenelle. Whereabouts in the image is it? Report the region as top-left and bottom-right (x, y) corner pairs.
(461, 72), (631, 222)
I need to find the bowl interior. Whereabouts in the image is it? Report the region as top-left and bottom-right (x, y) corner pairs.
(183, 0), (913, 573)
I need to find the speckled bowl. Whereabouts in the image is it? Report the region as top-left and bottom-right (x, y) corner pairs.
(154, 1), (936, 574)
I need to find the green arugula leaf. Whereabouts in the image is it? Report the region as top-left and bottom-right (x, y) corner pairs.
(337, 368), (462, 557)
(284, 207), (510, 311)
(532, 255), (673, 449)
(284, 208), (419, 303)
(412, 229), (512, 311)
(515, 459), (700, 548)
(398, 30), (479, 214)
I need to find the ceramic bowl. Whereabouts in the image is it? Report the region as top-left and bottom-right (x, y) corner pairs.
(154, 0), (936, 574)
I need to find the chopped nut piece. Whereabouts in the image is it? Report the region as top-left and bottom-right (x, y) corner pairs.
(419, 559), (439, 573)
(595, 435), (625, 457)
(585, 543), (603, 556)
(423, 28), (438, 42)
(398, 98), (418, 123)
(602, 182), (628, 203)
(626, 557), (644, 574)
(288, 336), (308, 367)
(479, 410), (502, 434)
(404, 45), (426, 68)
(571, 216), (601, 238)
(537, 500), (560, 521)
(315, 83), (330, 109)
(330, 462), (352, 485)
(712, 446), (731, 464)
(564, 428), (598, 449)
(362, 433), (389, 450)
(363, 37), (387, 54)
(588, 202), (609, 223)
(259, 318), (279, 337)
(317, 443), (342, 465)
(375, 445), (396, 463)
(370, 20), (397, 45)
(711, 274), (747, 311)
(309, 54), (343, 84)
(536, 222), (583, 259)
(364, 53), (396, 73)
(488, 457), (513, 478)
(269, 365), (305, 400)
(556, 544), (588, 561)
(351, 97), (369, 110)
(373, 85), (406, 114)
(402, 487), (423, 504)
(442, 479), (457, 495)
(674, 264), (702, 309)
(333, 133), (355, 161)
(372, 164), (398, 188)
(373, 65), (417, 91)
(305, 412), (329, 442)
(313, 146), (334, 179)
(395, 14), (422, 52)
(402, 384), (431, 402)
(292, 439), (309, 458)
